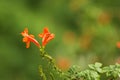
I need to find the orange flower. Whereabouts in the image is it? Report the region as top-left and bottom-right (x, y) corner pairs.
(21, 28), (40, 48)
(57, 57), (70, 71)
(38, 27), (55, 47)
(116, 42), (120, 48)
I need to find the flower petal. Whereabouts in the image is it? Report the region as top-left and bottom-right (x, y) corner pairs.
(46, 34), (54, 43)
(38, 33), (44, 38)
(27, 35), (40, 48)
(24, 28), (28, 34)
(21, 28), (28, 37)
(30, 34), (34, 38)
(23, 37), (28, 42)
(38, 27), (49, 38)
(26, 41), (30, 48)
(42, 33), (50, 46)
(44, 27), (49, 34)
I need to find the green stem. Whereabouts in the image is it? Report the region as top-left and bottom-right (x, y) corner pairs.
(50, 72), (55, 80)
(39, 47), (62, 74)
(39, 65), (46, 80)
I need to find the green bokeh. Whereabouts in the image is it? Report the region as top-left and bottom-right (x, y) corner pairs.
(0, 0), (120, 80)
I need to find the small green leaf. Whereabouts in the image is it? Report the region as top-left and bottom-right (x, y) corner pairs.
(88, 64), (95, 70)
(96, 68), (103, 73)
(95, 62), (102, 68)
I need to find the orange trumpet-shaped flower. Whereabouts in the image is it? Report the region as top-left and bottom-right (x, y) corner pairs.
(38, 27), (55, 47)
(21, 28), (40, 48)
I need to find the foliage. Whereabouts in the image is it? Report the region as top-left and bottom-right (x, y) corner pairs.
(67, 62), (120, 80)
(20, 27), (120, 80)
(103, 63), (120, 79)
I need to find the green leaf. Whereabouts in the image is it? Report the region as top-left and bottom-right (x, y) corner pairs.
(96, 67), (103, 73)
(88, 64), (95, 70)
(95, 62), (102, 68)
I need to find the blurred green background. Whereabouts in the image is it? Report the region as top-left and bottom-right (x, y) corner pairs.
(0, 0), (120, 80)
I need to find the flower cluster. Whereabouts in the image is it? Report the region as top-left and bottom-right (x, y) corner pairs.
(21, 27), (54, 48)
